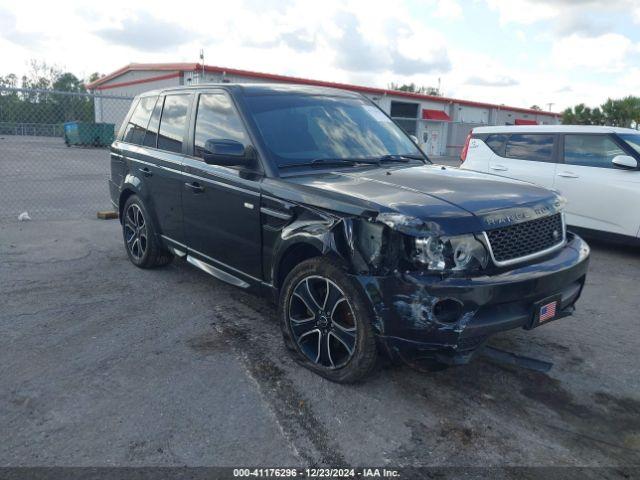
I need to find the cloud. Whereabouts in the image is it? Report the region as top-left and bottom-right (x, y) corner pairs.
(552, 33), (635, 72)
(0, 7), (46, 46)
(465, 75), (519, 87)
(331, 12), (451, 75)
(280, 30), (316, 52)
(94, 12), (194, 52)
(433, 0), (463, 20)
(485, 0), (633, 37)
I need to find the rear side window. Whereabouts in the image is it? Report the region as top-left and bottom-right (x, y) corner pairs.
(484, 134), (507, 156)
(505, 134), (555, 162)
(143, 96), (164, 148)
(122, 96), (157, 145)
(564, 134), (625, 169)
(194, 93), (249, 159)
(157, 94), (190, 154)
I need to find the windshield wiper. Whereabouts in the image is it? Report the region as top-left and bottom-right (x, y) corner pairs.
(280, 158), (357, 169)
(279, 154), (427, 170)
(379, 154), (429, 163)
(280, 157), (383, 169)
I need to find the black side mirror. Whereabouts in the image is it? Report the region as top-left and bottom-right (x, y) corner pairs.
(202, 139), (250, 166)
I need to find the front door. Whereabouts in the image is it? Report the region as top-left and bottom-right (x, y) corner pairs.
(181, 91), (263, 281)
(554, 133), (640, 236)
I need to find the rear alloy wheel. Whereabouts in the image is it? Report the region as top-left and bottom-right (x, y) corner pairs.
(124, 203), (148, 262)
(121, 195), (173, 268)
(280, 258), (377, 383)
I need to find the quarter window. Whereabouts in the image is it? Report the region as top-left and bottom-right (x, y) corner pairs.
(564, 135), (625, 168)
(484, 134), (507, 156)
(123, 96), (157, 145)
(157, 94), (190, 154)
(194, 93), (249, 159)
(505, 134), (555, 162)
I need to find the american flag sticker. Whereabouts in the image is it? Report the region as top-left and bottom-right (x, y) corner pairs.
(539, 301), (557, 323)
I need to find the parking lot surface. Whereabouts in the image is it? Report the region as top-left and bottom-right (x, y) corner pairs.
(1, 137), (638, 471)
(2, 214), (639, 469)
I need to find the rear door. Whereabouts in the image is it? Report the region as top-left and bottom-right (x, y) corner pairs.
(140, 93), (191, 245)
(554, 133), (640, 236)
(489, 133), (559, 188)
(181, 90), (263, 281)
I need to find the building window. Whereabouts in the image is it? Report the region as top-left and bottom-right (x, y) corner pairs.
(390, 101), (418, 136)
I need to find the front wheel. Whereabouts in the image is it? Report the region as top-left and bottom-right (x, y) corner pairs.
(279, 258), (377, 383)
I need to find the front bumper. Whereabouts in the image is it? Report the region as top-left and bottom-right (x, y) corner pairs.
(354, 233), (590, 365)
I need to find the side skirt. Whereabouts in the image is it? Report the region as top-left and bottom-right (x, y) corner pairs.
(186, 255), (250, 289)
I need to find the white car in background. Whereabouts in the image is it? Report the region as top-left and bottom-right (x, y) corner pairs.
(459, 125), (640, 245)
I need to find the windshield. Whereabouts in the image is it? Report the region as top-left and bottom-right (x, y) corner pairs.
(244, 94), (424, 168)
(618, 133), (640, 155)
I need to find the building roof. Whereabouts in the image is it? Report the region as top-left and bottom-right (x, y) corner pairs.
(473, 125), (639, 134)
(86, 62), (561, 117)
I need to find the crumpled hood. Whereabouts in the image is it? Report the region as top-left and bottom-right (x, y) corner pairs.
(282, 164), (563, 236)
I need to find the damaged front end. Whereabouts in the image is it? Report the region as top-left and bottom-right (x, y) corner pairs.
(267, 200), (590, 367)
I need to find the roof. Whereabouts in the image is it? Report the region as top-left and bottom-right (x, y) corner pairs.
(473, 125), (640, 134)
(86, 62), (561, 117)
(151, 82), (362, 97)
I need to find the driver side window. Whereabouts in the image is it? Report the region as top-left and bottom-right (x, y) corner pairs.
(194, 93), (250, 160)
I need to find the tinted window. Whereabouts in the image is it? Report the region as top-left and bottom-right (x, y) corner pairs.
(484, 134), (507, 156)
(505, 134), (555, 162)
(617, 134), (640, 155)
(157, 94), (190, 153)
(244, 94), (421, 168)
(123, 96), (157, 145)
(564, 134), (625, 168)
(143, 96), (164, 148)
(194, 94), (249, 159)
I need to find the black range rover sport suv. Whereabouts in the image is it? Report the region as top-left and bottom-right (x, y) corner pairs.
(109, 84), (590, 383)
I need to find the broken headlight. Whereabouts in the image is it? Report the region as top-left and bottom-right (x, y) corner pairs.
(412, 234), (488, 272)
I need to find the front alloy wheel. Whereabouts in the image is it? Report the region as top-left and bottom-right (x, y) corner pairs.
(288, 276), (357, 369)
(280, 258), (377, 383)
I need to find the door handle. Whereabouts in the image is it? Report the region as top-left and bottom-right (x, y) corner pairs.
(139, 167), (152, 177)
(490, 165), (508, 171)
(557, 172), (579, 178)
(184, 181), (205, 193)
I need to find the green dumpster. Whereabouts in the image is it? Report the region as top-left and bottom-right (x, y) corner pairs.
(63, 121), (115, 147)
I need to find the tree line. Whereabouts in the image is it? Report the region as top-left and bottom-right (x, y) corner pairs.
(0, 61), (104, 125)
(562, 96), (640, 129)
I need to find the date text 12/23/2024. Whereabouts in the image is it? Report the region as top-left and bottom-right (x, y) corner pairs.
(233, 468), (401, 478)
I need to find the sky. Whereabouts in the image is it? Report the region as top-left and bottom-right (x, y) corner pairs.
(1, 0), (639, 112)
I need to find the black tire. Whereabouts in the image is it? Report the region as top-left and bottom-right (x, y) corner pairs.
(279, 257), (377, 383)
(122, 195), (173, 268)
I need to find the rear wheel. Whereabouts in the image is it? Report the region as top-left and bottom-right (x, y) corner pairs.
(122, 195), (173, 268)
(279, 258), (377, 383)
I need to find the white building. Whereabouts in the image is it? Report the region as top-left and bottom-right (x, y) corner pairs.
(87, 63), (560, 157)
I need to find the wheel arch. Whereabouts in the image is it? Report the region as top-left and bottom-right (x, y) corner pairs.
(274, 241), (325, 291)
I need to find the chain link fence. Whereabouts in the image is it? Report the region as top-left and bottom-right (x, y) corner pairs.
(0, 87), (133, 220)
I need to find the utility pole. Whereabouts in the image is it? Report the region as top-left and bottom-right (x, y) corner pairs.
(546, 102), (554, 112)
(199, 49), (205, 81)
